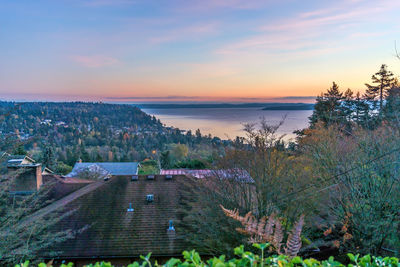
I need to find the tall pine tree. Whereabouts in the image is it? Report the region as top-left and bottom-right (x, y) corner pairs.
(364, 64), (395, 111)
(353, 91), (371, 127)
(309, 82), (344, 127)
(383, 86), (400, 123)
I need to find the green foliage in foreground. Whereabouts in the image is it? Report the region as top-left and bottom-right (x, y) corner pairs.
(14, 245), (400, 267)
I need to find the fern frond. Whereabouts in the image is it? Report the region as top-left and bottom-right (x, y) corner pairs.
(220, 205), (306, 256)
(284, 214), (305, 257)
(264, 213), (275, 237)
(257, 216), (267, 234)
(248, 235), (264, 244)
(273, 219), (283, 254)
(245, 214), (258, 234)
(236, 228), (249, 235)
(220, 205), (241, 221)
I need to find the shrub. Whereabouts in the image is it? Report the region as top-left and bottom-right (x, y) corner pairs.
(14, 245), (400, 267)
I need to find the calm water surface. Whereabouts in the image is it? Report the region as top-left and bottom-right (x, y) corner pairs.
(143, 108), (312, 141)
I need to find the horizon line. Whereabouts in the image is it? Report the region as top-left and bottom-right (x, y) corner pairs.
(0, 94), (317, 104)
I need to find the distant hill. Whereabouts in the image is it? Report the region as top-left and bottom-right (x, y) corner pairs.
(135, 102), (314, 109)
(0, 102), (225, 169)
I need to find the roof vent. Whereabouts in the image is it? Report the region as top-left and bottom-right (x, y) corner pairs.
(127, 202), (134, 212)
(167, 220), (175, 232)
(131, 175), (138, 181)
(147, 175), (155, 180)
(146, 194), (154, 203)
(165, 175), (173, 180)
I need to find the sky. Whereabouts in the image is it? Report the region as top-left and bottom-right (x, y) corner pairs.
(1, 0), (400, 103)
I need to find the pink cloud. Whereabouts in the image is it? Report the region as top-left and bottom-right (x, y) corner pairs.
(215, 0), (400, 56)
(70, 55), (119, 68)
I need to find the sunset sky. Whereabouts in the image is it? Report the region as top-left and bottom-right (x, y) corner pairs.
(1, 0), (400, 103)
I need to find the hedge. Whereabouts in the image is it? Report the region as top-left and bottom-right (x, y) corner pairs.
(14, 245), (400, 267)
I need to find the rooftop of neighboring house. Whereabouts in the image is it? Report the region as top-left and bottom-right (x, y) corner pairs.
(43, 174), (94, 184)
(43, 174), (95, 201)
(160, 168), (254, 183)
(66, 162), (140, 177)
(6, 154), (37, 167)
(5, 154), (55, 175)
(41, 165), (54, 174)
(41, 175), (197, 259)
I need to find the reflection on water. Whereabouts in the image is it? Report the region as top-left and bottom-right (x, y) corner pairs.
(143, 108), (312, 141)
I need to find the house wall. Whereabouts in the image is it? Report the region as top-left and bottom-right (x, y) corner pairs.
(8, 165), (43, 192)
(9, 168), (37, 192)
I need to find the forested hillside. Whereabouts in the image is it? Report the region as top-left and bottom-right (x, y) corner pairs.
(0, 102), (226, 173)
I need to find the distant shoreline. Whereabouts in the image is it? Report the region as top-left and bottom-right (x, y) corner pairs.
(134, 102), (314, 110)
(262, 104), (314, 110)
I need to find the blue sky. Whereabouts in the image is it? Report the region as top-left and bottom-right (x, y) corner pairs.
(1, 0), (400, 102)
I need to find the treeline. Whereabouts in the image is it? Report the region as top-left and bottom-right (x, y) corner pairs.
(0, 102), (227, 173)
(308, 64), (400, 130)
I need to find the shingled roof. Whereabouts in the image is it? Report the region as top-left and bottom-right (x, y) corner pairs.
(44, 175), (196, 259)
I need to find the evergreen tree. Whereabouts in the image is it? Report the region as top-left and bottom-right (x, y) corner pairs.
(42, 145), (56, 170)
(0, 158), (75, 264)
(309, 82), (344, 127)
(353, 91), (371, 127)
(160, 150), (171, 169)
(195, 129), (202, 143)
(365, 64), (396, 111)
(383, 86), (400, 123)
(79, 144), (90, 162)
(342, 88), (355, 124)
(12, 144), (26, 155)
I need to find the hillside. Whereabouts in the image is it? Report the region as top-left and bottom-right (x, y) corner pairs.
(0, 102), (225, 171)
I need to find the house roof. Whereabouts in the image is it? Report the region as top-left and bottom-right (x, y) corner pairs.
(0, 151), (10, 159)
(66, 162), (139, 177)
(43, 174), (94, 185)
(43, 175), (196, 258)
(42, 165), (54, 174)
(43, 174), (95, 202)
(160, 169), (254, 183)
(6, 154), (36, 167)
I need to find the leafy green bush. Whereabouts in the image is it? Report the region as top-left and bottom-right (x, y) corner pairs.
(138, 159), (160, 175)
(14, 244), (400, 267)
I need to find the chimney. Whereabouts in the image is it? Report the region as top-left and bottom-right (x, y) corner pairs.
(35, 165), (43, 190)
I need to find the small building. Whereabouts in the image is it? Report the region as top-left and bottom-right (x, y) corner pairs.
(5, 154), (55, 193)
(6, 154), (54, 174)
